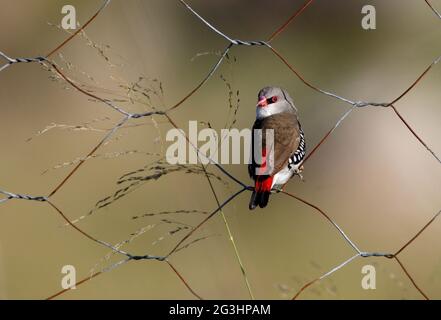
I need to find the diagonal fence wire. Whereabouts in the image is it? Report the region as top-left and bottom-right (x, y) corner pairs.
(0, 0), (440, 300)
(425, 0), (441, 19)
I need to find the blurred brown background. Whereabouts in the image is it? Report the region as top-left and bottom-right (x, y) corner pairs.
(0, 0), (440, 299)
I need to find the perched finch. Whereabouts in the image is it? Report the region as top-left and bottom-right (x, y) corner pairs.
(248, 86), (305, 210)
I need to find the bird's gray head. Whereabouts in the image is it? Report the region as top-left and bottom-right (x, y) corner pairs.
(256, 86), (297, 119)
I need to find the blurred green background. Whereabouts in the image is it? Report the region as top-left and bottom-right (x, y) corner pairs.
(0, 0), (440, 299)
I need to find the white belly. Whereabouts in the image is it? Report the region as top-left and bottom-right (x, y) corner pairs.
(271, 163), (300, 188)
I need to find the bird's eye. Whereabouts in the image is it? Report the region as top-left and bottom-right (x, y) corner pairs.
(270, 96), (278, 103)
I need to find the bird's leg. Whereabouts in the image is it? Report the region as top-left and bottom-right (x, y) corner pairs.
(271, 185), (283, 193)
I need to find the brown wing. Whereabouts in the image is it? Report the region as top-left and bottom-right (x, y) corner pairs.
(249, 112), (300, 179)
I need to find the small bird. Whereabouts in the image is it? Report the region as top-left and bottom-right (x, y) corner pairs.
(248, 86), (306, 210)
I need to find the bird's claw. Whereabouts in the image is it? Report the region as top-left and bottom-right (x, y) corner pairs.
(294, 165), (305, 181)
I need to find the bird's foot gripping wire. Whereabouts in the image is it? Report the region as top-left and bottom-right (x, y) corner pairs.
(293, 165), (305, 181)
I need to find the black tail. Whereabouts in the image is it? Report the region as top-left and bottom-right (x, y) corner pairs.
(249, 191), (271, 210)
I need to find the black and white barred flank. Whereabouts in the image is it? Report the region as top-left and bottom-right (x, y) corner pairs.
(289, 128), (306, 167)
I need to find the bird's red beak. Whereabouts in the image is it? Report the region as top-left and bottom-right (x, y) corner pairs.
(257, 97), (267, 108)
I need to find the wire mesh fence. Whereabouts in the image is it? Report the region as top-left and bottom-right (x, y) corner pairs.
(0, 0), (440, 299)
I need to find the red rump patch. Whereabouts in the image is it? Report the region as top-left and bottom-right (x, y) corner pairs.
(255, 177), (273, 192)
